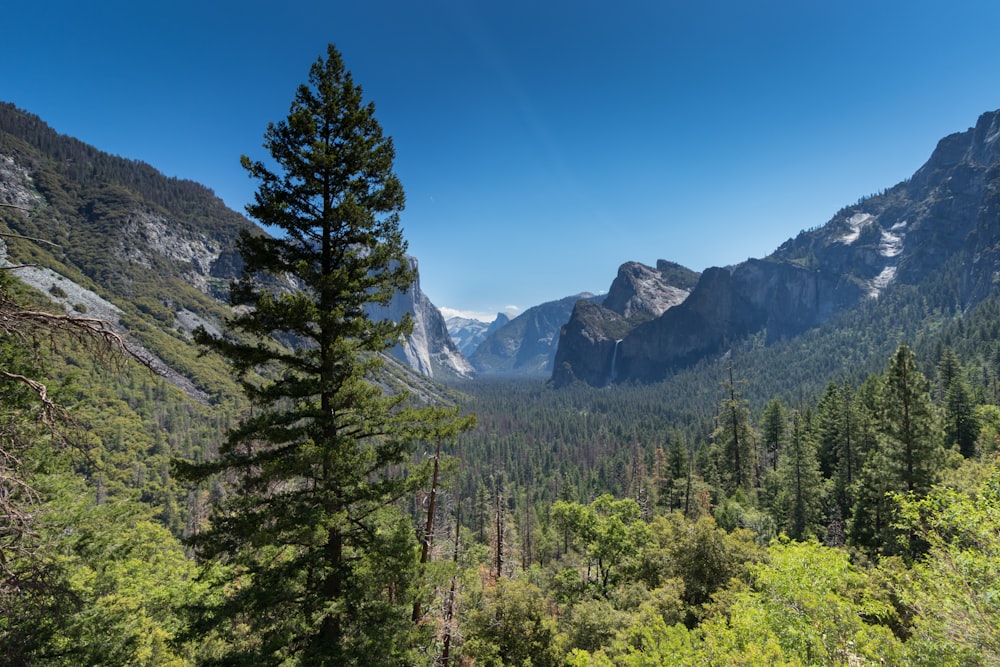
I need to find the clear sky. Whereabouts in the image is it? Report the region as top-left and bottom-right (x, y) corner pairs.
(4, 1), (1000, 320)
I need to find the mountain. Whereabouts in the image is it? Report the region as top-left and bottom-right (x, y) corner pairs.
(0, 102), (466, 391)
(367, 256), (475, 379)
(469, 293), (602, 377)
(446, 312), (510, 357)
(552, 260), (699, 386)
(553, 109), (1000, 387)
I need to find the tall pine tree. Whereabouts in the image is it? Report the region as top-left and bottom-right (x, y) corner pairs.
(776, 410), (824, 540)
(179, 45), (470, 665)
(712, 360), (756, 496)
(850, 345), (943, 556)
(880, 345), (942, 498)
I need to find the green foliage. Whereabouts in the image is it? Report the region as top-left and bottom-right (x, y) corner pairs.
(1, 475), (211, 665)
(943, 371), (979, 457)
(774, 410), (824, 540)
(177, 44), (471, 664)
(890, 464), (1000, 665)
(695, 539), (903, 665)
(643, 513), (764, 625)
(461, 577), (563, 667)
(712, 362), (757, 495)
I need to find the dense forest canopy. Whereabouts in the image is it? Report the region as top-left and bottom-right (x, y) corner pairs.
(3, 49), (1000, 665)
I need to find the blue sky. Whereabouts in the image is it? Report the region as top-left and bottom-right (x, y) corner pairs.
(4, 1), (1000, 320)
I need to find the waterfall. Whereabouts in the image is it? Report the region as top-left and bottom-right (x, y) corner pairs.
(609, 339), (622, 385)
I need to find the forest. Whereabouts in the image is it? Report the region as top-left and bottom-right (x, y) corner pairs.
(3, 45), (1000, 666)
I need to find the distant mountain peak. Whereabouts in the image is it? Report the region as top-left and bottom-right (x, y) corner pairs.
(469, 293), (601, 377)
(553, 107), (1000, 388)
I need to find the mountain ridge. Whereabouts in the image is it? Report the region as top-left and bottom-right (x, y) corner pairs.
(553, 109), (1000, 387)
(0, 102), (468, 393)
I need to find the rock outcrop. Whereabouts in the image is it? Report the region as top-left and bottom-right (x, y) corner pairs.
(554, 109), (1000, 387)
(368, 256), (475, 379)
(446, 313), (510, 357)
(551, 261), (697, 386)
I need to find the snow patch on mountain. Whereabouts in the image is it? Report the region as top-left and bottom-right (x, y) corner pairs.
(839, 213), (874, 244)
(880, 228), (904, 258)
(868, 265), (897, 298)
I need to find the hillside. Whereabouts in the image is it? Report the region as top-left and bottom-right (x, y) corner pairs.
(0, 103), (469, 390)
(553, 109), (1000, 389)
(469, 292), (602, 376)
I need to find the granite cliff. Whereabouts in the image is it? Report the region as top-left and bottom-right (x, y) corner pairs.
(553, 109), (1000, 387)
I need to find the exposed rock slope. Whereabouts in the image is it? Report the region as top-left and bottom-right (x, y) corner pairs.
(552, 260), (698, 386)
(367, 256), (475, 379)
(554, 109), (1000, 387)
(446, 313), (510, 357)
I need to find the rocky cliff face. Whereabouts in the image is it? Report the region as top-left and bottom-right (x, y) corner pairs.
(614, 260), (864, 383)
(0, 103), (469, 389)
(554, 109), (1000, 387)
(602, 260), (695, 320)
(470, 293), (601, 376)
(368, 256), (475, 379)
(446, 313), (510, 357)
(551, 260), (697, 386)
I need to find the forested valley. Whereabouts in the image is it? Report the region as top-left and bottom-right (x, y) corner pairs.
(3, 45), (1000, 665)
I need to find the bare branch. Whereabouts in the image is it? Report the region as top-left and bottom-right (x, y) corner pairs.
(0, 372), (54, 412)
(0, 203), (31, 212)
(0, 298), (154, 372)
(0, 232), (59, 248)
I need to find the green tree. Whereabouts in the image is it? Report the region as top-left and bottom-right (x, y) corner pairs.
(461, 578), (562, 667)
(851, 346), (943, 556)
(775, 411), (824, 540)
(891, 462), (1000, 665)
(180, 44), (470, 665)
(935, 346), (962, 401)
(880, 345), (942, 498)
(759, 397), (786, 474)
(712, 361), (756, 496)
(587, 495), (651, 591)
(943, 372), (979, 458)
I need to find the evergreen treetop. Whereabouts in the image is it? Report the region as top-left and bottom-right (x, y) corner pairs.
(179, 44), (472, 665)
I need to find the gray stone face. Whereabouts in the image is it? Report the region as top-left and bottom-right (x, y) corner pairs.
(602, 261), (690, 321)
(554, 109), (1000, 387)
(366, 256), (475, 380)
(446, 313), (510, 358)
(551, 260), (696, 387)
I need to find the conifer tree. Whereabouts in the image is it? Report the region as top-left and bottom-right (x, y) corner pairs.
(850, 345), (943, 556)
(816, 382), (861, 521)
(179, 44), (470, 665)
(936, 346), (979, 456)
(776, 410), (824, 540)
(944, 376), (978, 457)
(759, 397), (787, 473)
(880, 345), (942, 497)
(936, 346), (962, 401)
(712, 361), (756, 496)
